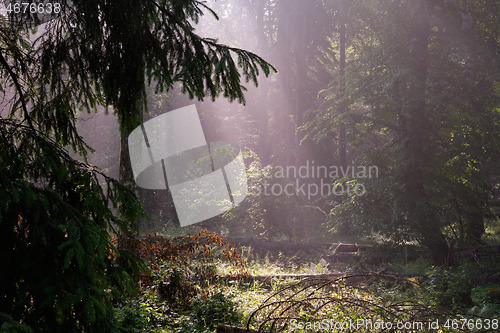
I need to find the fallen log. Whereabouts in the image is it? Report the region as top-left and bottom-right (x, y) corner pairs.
(455, 244), (500, 252)
(325, 253), (362, 263)
(224, 236), (331, 254)
(217, 324), (262, 333)
(218, 273), (344, 284)
(332, 243), (374, 253)
(192, 272), (421, 286)
(190, 273), (345, 285)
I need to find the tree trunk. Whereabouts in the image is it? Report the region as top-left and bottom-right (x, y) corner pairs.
(404, 1), (450, 265)
(338, 2), (347, 170)
(119, 125), (141, 235)
(255, 0), (271, 164)
(461, 8), (486, 244)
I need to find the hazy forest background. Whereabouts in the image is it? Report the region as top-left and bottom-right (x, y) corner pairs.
(1, 0), (500, 332)
(81, 0), (500, 263)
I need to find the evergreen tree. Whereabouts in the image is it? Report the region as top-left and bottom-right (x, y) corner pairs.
(0, 0), (273, 330)
(305, 0), (500, 264)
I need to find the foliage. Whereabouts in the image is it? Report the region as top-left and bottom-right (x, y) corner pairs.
(303, 0), (500, 262)
(425, 265), (474, 310)
(223, 151), (328, 240)
(118, 230), (248, 310)
(0, 313), (32, 333)
(115, 288), (240, 333)
(423, 255), (500, 314)
(155, 263), (198, 311)
(244, 272), (499, 332)
(1, 0), (274, 331)
(137, 230), (249, 279)
(5, 0), (276, 132)
(115, 297), (169, 333)
(114, 231), (248, 332)
(190, 292), (241, 330)
(0, 118), (147, 331)
(111, 245), (500, 332)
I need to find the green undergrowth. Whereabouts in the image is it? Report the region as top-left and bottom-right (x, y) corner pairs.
(114, 233), (500, 332)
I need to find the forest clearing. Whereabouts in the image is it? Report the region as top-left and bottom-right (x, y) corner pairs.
(1, 0), (499, 332)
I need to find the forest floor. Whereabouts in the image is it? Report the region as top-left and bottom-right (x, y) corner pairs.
(114, 231), (500, 333)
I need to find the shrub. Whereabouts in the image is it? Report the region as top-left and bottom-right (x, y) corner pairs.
(190, 292), (241, 330)
(116, 231), (248, 319)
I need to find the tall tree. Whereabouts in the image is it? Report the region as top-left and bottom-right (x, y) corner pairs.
(0, 0), (273, 330)
(401, 0), (449, 263)
(304, 0), (500, 263)
(336, 0), (348, 170)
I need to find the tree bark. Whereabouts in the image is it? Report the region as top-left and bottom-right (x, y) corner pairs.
(461, 7), (486, 244)
(338, 1), (347, 170)
(255, 0), (271, 164)
(404, 1), (450, 265)
(119, 125), (141, 234)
